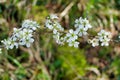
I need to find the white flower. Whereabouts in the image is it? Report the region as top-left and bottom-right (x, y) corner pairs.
(19, 37), (34, 47)
(90, 38), (99, 47)
(53, 29), (58, 34)
(45, 20), (53, 30)
(18, 29), (33, 41)
(22, 20), (40, 30)
(82, 18), (92, 29)
(119, 35), (120, 39)
(65, 29), (80, 48)
(68, 41), (79, 48)
(19, 30), (34, 47)
(53, 22), (64, 31)
(101, 38), (110, 46)
(66, 29), (78, 42)
(13, 28), (20, 34)
(98, 30), (111, 40)
(23, 29), (33, 37)
(45, 14), (64, 32)
(58, 37), (66, 45)
(53, 31), (65, 45)
(1, 39), (9, 49)
(75, 17), (83, 28)
(25, 37), (34, 47)
(98, 30), (106, 40)
(45, 14), (65, 45)
(75, 17), (92, 29)
(0, 48), (2, 54)
(53, 32), (60, 42)
(2, 20), (40, 49)
(74, 17), (92, 37)
(1, 38), (18, 49)
(12, 28), (21, 40)
(88, 30), (111, 47)
(97, 30), (111, 46)
(50, 14), (58, 19)
(75, 25), (88, 37)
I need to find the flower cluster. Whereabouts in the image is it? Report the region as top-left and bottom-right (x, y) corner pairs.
(45, 14), (64, 32)
(45, 16), (112, 48)
(64, 17), (92, 47)
(45, 15), (93, 48)
(45, 14), (65, 45)
(1, 20), (40, 49)
(74, 17), (92, 37)
(1, 14), (112, 49)
(89, 38), (99, 47)
(98, 30), (111, 46)
(65, 29), (79, 47)
(89, 30), (111, 47)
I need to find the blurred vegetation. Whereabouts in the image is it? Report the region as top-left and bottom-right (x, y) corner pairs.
(0, 0), (120, 80)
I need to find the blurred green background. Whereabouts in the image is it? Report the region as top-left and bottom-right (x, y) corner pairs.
(0, 0), (120, 80)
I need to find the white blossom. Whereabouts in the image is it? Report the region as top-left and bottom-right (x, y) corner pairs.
(45, 14), (64, 32)
(22, 29), (33, 38)
(1, 38), (18, 49)
(75, 17), (83, 28)
(53, 29), (58, 34)
(74, 17), (92, 37)
(2, 15), (113, 49)
(53, 22), (64, 31)
(22, 20), (40, 30)
(0, 48), (2, 54)
(45, 20), (64, 32)
(68, 41), (79, 48)
(119, 35), (120, 39)
(50, 14), (58, 19)
(45, 14), (65, 45)
(45, 19), (53, 30)
(66, 29), (78, 42)
(18, 29), (34, 47)
(100, 38), (110, 46)
(98, 30), (111, 46)
(82, 18), (92, 29)
(24, 37), (34, 47)
(13, 28), (20, 35)
(75, 17), (92, 29)
(64, 29), (80, 48)
(1, 20), (40, 49)
(88, 30), (111, 47)
(89, 38), (99, 47)
(98, 30), (111, 41)
(75, 25), (88, 37)
(53, 32), (65, 45)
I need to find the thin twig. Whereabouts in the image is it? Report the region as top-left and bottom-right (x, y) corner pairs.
(59, 1), (75, 21)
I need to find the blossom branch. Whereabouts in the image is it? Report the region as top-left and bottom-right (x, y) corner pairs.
(0, 14), (118, 51)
